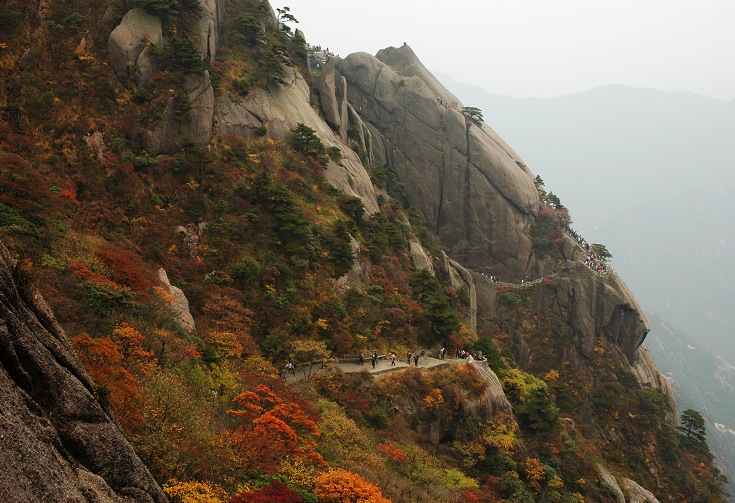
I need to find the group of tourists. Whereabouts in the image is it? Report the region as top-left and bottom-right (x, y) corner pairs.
(566, 228), (609, 274)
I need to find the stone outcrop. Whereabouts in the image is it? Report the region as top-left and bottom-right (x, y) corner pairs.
(318, 57), (349, 142)
(542, 264), (649, 362)
(107, 8), (162, 85)
(621, 478), (661, 503)
(217, 67), (379, 215)
(195, 0), (224, 63)
(409, 240), (433, 273)
(338, 46), (541, 280)
(147, 72), (215, 154)
(631, 343), (678, 425)
(393, 361), (511, 444)
(437, 251), (478, 331)
(157, 268), (195, 333)
(0, 242), (166, 502)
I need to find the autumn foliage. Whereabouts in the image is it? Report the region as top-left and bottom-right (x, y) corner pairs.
(314, 468), (391, 503)
(228, 383), (324, 474)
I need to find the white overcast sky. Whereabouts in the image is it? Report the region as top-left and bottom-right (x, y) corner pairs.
(294, 0), (735, 101)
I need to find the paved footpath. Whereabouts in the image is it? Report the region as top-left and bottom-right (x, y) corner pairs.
(283, 355), (459, 381)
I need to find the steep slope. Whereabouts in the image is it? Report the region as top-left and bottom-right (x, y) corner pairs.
(646, 313), (735, 498)
(0, 0), (727, 500)
(0, 244), (166, 502)
(439, 77), (735, 363)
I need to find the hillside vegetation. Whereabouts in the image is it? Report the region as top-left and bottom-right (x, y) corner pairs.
(0, 0), (728, 501)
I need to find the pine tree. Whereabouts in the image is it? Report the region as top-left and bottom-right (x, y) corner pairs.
(679, 408), (708, 452)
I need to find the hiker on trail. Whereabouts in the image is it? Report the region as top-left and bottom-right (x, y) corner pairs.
(285, 362), (295, 375)
(413, 353), (419, 367)
(407, 351), (412, 365)
(390, 352), (396, 366)
(440, 346), (446, 359)
(371, 351), (378, 369)
(359, 352), (365, 365)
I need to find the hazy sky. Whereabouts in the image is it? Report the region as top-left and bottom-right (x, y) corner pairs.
(295, 0), (735, 101)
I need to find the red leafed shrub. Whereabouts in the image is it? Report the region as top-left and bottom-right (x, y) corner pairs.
(69, 261), (119, 288)
(376, 442), (406, 462)
(95, 244), (151, 297)
(229, 480), (301, 503)
(496, 284), (509, 293)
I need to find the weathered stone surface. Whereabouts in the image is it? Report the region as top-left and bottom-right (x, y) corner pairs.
(148, 72), (214, 154)
(338, 47), (540, 280)
(108, 8), (162, 82)
(621, 478), (661, 503)
(596, 465), (626, 503)
(471, 270), (496, 320)
(631, 343), (678, 425)
(319, 58), (342, 131)
(409, 240), (433, 273)
(195, 0), (224, 62)
(218, 67), (379, 214)
(0, 242), (166, 502)
(437, 251), (477, 331)
(544, 264), (649, 362)
(157, 268), (195, 333)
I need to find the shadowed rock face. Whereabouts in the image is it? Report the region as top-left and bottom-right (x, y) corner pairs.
(338, 46), (541, 280)
(0, 243), (166, 502)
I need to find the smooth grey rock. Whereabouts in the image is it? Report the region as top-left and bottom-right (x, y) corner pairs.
(157, 268), (195, 333)
(437, 251), (477, 331)
(545, 265), (649, 362)
(338, 48), (541, 280)
(196, 0), (224, 62)
(409, 240), (433, 273)
(108, 8), (162, 81)
(471, 270), (496, 320)
(218, 67), (379, 214)
(596, 465), (626, 503)
(631, 343), (678, 426)
(148, 71), (214, 154)
(621, 478), (661, 503)
(319, 58), (342, 130)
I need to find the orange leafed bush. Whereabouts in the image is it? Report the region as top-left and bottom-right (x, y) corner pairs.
(313, 468), (390, 503)
(228, 384), (324, 474)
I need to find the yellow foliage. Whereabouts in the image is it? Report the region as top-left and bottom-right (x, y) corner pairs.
(544, 369), (560, 382)
(206, 331), (243, 359)
(279, 458), (318, 491)
(422, 388), (444, 410)
(163, 478), (227, 503)
(523, 457), (545, 488)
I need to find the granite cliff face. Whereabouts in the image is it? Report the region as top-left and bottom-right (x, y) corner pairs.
(337, 47), (540, 281)
(0, 244), (166, 502)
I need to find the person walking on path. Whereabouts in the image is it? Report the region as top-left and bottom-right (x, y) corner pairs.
(371, 351), (378, 369)
(390, 352), (396, 366)
(440, 346), (446, 359)
(359, 352), (365, 365)
(413, 353), (419, 367)
(406, 351), (412, 365)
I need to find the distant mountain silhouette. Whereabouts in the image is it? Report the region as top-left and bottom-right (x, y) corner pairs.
(438, 74), (735, 363)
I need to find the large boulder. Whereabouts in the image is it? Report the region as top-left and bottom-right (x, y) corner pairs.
(338, 47), (541, 280)
(108, 8), (162, 84)
(157, 268), (196, 333)
(0, 242), (166, 502)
